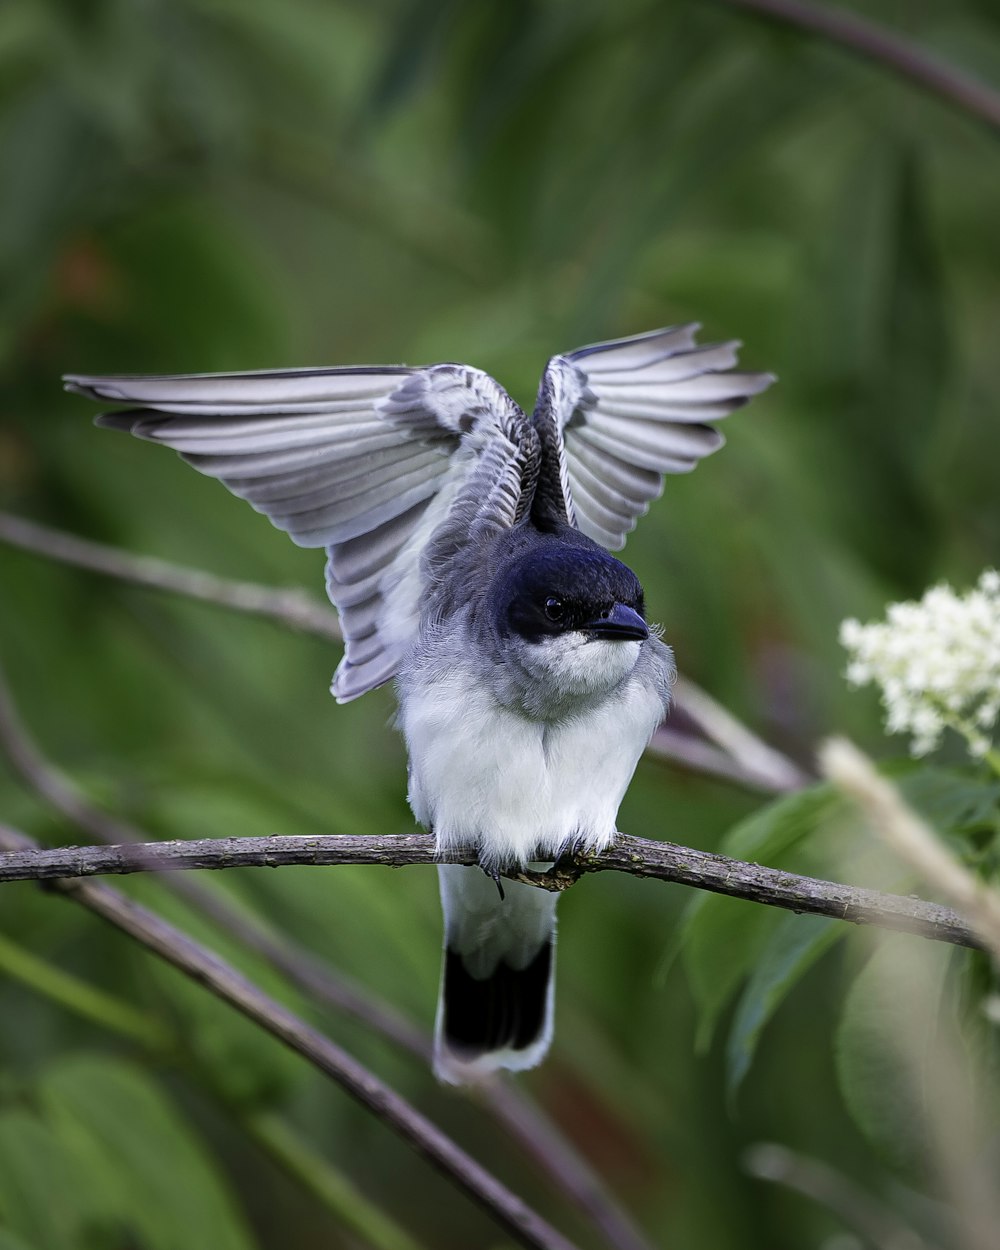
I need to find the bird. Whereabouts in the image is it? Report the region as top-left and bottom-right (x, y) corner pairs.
(66, 324), (774, 1084)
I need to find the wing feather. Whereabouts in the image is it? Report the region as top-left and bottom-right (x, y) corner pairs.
(69, 364), (536, 701)
(533, 325), (774, 549)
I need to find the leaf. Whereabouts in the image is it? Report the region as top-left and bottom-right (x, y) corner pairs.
(681, 888), (776, 1054)
(896, 765), (1000, 837)
(726, 913), (842, 1100)
(39, 1055), (258, 1250)
(679, 783), (841, 1051)
(835, 936), (955, 1176)
(0, 1110), (92, 1250)
(722, 782), (840, 863)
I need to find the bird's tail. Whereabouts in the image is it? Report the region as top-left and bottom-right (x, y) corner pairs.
(434, 864), (558, 1085)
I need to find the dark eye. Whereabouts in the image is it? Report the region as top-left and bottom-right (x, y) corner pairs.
(543, 597), (564, 622)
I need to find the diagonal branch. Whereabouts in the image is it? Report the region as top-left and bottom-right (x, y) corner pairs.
(0, 510), (806, 794)
(0, 656), (654, 1250)
(0, 824), (579, 1250)
(720, 0), (1000, 133)
(0, 829), (977, 950)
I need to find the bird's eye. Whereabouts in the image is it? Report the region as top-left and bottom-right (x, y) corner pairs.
(543, 597), (564, 622)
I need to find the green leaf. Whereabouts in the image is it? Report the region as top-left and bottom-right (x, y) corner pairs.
(0, 1111), (91, 1250)
(835, 936), (955, 1176)
(681, 889), (776, 1054)
(721, 782), (840, 863)
(726, 913), (842, 1100)
(39, 1055), (257, 1250)
(896, 766), (1000, 838)
(679, 783), (841, 1050)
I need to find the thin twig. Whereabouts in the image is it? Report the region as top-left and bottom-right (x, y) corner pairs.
(0, 658), (653, 1250)
(0, 510), (805, 795)
(0, 830), (977, 950)
(720, 0), (1000, 133)
(0, 826), (579, 1250)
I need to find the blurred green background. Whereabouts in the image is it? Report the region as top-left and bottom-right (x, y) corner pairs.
(2, 1), (1000, 1247)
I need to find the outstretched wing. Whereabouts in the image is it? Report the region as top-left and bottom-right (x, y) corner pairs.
(533, 325), (775, 550)
(65, 364), (537, 701)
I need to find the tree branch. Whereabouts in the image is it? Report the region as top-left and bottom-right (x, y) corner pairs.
(0, 825), (579, 1250)
(0, 510), (806, 794)
(0, 658), (653, 1250)
(0, 511), (342, 641)
(0, 829), (977, 950)
(720, 0), (1000, 133)
(651, 677), (812, 793)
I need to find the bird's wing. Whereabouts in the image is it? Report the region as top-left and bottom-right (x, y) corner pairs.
(66, 364), (537, 701)
(533, 325), (775, 550)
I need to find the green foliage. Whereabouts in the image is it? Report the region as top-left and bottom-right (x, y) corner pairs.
(0, 1111), (92, 1250)
(39, 1056), (257, 1250)
(833, 938), (953, 1177)
(680, 783), (847, 1056)
(0, 1056), (256, 1250)
(724, 912), (841, 1102)
(680, 760), (1000, 1105)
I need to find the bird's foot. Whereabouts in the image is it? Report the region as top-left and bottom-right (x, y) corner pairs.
(548, 833), (598, 886)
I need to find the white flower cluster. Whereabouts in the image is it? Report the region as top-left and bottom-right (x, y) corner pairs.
(840, 570), (1000, 758)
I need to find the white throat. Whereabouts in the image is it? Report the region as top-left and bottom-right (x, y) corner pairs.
(518, 632), (642, 699)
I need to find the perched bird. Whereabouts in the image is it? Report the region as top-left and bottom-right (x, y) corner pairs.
(66, 325), (773, 1083)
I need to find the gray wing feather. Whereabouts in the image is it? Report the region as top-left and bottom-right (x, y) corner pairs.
(534, 324), (775, 550)
(68, 364), (534, 702)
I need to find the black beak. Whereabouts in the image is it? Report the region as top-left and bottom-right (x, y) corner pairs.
(584, 603), (649, 641)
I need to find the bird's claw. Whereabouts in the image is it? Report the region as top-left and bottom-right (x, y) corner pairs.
(480, 862), (505, 902)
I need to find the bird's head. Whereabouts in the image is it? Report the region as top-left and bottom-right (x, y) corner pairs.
(489, 535), (651, 701)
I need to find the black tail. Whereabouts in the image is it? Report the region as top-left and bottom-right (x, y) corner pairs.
(434, 866), (558, 1084)
(442, 942), (552, 1053)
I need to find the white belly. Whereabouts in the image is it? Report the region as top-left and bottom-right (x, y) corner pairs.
(399, 658), (664, 867)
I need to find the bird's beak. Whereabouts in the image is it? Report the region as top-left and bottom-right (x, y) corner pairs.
(584, 603), (649, 641)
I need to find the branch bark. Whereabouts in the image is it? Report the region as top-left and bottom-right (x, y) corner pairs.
(720, 0), (1000, 133)
(0, 825), (579, 1250)
(0, 829), (977, 950)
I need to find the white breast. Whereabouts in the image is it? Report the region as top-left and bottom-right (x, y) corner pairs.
(399, 645), (665, 867)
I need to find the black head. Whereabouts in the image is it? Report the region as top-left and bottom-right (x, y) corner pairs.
(493, 535), (648, 644)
